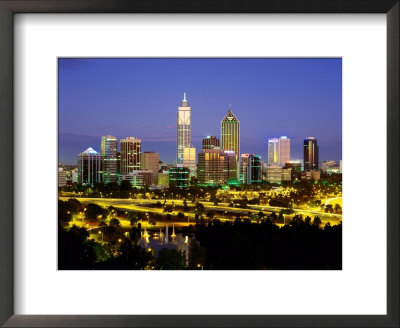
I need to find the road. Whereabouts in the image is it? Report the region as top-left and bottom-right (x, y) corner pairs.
(61, 196), (342, 229)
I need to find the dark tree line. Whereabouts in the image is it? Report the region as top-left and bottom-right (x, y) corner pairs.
(194, 217), (342, 270)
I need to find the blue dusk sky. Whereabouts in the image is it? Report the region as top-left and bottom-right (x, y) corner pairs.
(58, 58), (342, 165)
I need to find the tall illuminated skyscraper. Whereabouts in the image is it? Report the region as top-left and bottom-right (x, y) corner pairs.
(120, 137), (141, 176)
(304, 137), (319, 171)
(268, 138), (279, 165)
(100, 135), (118, 183)
(177, 93), (191, 165)
(268, 136), (291, 166)
(278, 136), (290, 166)
(78, 147), (102, 185)
(221, 105), (240, 155)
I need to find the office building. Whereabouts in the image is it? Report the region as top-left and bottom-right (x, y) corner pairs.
(197, 149), (237, 186)
(221, 105), (240, 156)
(249, 154), (262, 184)
(304, 137), (319, 171)
(169, 166), (190, 188)
(202, 136), (220, 150)
(101, 135), (118, 184)
(268, 136), (291, 166)
(183, 147), (196, 175)
(278, 136), (290, 166)
(240, 154), (250, 184)
(284, 161), (302, 180)
(120, 137), (141, 176)
(77, 147), (102, 185)
(142, 151), (159, 185)
(120, 170), (152, 188)
(266, 165), (283, 184)
(158, 172), (169, 187)
(177, 93), (191, 165)
(321, 160), (337, 173)
(58, 167), (67, 187)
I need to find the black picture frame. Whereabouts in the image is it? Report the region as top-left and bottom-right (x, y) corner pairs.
(0, 1), (398, 327)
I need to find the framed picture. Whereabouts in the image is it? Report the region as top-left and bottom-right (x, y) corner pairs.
(0, 0), (398, 327)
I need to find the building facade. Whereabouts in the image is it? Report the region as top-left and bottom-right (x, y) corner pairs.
(78, 147), (102, 185)
(120, 170), (152, 188)
(268, 136), (291, 166)
(169, 166), (190, 188)
(177, 93), (191, 165)
(197, 149), (237, 186)
(183, 147), (197, 175)
(101, 135), (118, 184)
(304, 137), (319, 171)
(202, 136), (220, 150)
(249, 154), (262, 184)
(221, 106), (240, 156)
(284, 161), (302, 180)
(142, 151), (159, 185)
(120, 137), (142, 176)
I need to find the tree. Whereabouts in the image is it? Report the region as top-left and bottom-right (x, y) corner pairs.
(334, 203), (342, 214)
(313, 216), (322, 226)
(177, 212), (185, 219)
(183, 199), (189, 211)
(109, 218), (121, 228)
(85, 203), (104, 220)
(155, 248), (186, 270)
(120, 180), (132, 192)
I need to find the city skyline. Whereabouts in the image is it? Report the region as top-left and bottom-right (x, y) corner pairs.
(58, 58), (342, 165)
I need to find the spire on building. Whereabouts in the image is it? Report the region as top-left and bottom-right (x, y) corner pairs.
(183, 92), (187, 102)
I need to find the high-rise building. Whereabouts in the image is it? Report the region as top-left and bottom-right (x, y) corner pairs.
(101, 135), (118, 184)
(169, 166), (190, 188)
(266, 165), (283, 184)
(268, 136), (290, 166)
(284, 161), (302, 180)
(77, 147), (102, 185)
(240, 154), (262, 184)
(278, 136), (290, 166)
(221, 106), (240, 156)
(202, 136), (220, 150)
(183, 147), (196, 175)
(240, 154), (250, 184)
(197, 149), (237, 186)
(304, 137), (319, 171)
(142, 151), (159, 185)
(58, 167), (67, 187)
(177, 93), (191, 165)
(249, 154), (262, 184)
(120, 137), (141, 176)
(268, 138), (279, 165)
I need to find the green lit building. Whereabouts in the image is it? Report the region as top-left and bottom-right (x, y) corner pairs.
(169, 166), (190, 188)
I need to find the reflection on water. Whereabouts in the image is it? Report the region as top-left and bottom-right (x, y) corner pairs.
(140, 224), (194, 263)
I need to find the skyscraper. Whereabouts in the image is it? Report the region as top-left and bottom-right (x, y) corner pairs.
(177, 93), (191, 165)
(304, 137), (319, 171)
(202, 136), (220, 150)
(142, 151), (159, 185)
(240, 154), (250, 184)
(77, 147), (102, 185)
(268, 136), (290, 166)
(278, 136), (290, 166)
(183, 147), (196, 175)
(221, 106), (240, 156)
(240, 154), (262, 184)
(120, 137), (141, 176)
(267, 138), (279, 165)
(249, 154), (262, 184)
(100, 135), (118, 184)
(197, 149), (237, 186)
